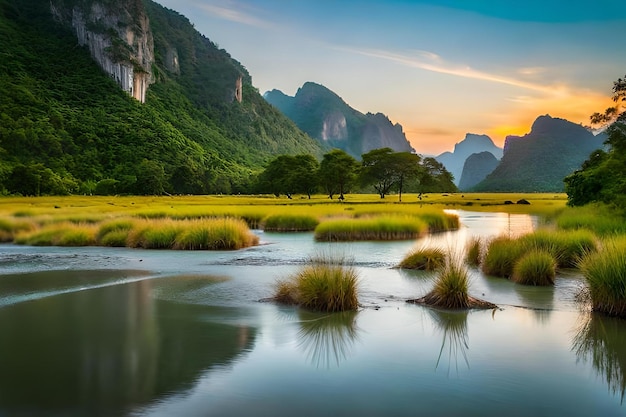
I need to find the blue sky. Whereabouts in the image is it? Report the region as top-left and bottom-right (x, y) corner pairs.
(155, 0), (626, 154)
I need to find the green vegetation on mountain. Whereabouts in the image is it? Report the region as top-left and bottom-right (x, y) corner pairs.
(265, 82), (413, 158)
(565, 76), (626, 208)
(473, 115), (603, 192)
(0, 0), (322, 196)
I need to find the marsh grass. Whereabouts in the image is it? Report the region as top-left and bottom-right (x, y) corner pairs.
(263, 214), (319, 232)
(520, 229), (597, 268)
(314, 216), (427, 241)
(174, 218), (258, 250)
(578, 237), (626, 318)
(15, 222), (96, 246)
(0, 217), (34, 242)
(399, 246), (446, 270)
(557, 204), (626, 235)
(464, 236), (482, 267)
(273, 256), (359, 312)
(511, 250), (557, 286)
(409, 256), (497, 309)
(482, 236), (527, 278)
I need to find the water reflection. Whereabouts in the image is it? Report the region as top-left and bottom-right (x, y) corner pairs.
(513, 285), (554, 325)
(428, 309), (470, 374)
(296, 310), (361, 368)
(572, 313), (626, 402)
(0, 271), (256, 415)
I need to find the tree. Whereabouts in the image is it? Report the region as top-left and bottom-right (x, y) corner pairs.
(565, 75), (626, 208)
(318, 149), (358, 200)
(418, 157), (457, 193)
(291, 154), (320, 198)
(391, 152), (421, 202)
(360, 148), (396, 198)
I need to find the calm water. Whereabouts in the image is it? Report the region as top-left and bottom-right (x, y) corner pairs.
(0, 211), (624, 416)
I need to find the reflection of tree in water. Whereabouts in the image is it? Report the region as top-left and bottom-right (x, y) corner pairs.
(573, 313), (626, 402)
(429, 309), (470, 374)
(297, 310), (360, 368)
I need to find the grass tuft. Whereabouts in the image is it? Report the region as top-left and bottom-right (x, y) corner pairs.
(399, 246), (446, 270)
(263, 214), (319, 232)
(511, 250), (557, 286)
(273, 255), (359, 312)
(482, 236), (527, 278)
(314, 216), (427, 241)
(578, 237), (626, 318)
(464, 236), (482, 267)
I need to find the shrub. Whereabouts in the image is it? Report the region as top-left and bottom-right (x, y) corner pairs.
(511, 250), (557, 286)
(399, 247), (446, 270)
(263, 214), (319, 232)
(578, 237), (626, 318)
(273, 257), (359, 312)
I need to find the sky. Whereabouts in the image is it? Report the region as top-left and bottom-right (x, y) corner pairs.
(154, 0), (626, 155)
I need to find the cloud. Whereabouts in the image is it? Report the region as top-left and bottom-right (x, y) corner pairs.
(194, 1), (274, 29)
(344, 47), (565, 95)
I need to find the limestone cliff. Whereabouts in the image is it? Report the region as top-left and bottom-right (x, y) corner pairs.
(264, 82), (414, 158)
(435, 133), (502, 185)
(50, 0), (154, 103)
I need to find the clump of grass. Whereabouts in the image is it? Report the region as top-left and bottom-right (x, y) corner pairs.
(578, 237), (626, 318)
(556, 204), (626, 235)
(314, 216), (427, 241)
(14, 222), (96, 246)
(263, 214), (319, 232)
(511, 250), (557, 286)
(399, 246), (446, 270)
(465, 236), (482, 267)
(418, 211), (460, 232)
(174, 218), (259, 250)
(520, 229), (597, 268)
(0, 217), (34, 242)
(482, 236), (527, 278)
(97, 219), (134, 246)
(273, 256), (359, 312)
(408, 256), (496, 309)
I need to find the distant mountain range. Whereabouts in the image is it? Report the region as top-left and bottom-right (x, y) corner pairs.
(264, 82), (414, 159)
(435, 134), (503, 185)
(472, 115), (605, 192)
(458, 152), (500, 191)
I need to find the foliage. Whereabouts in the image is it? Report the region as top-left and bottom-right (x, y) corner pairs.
(481, 236), (527, 278)
(255, 154), (319, 198)
(0, 0), (323, 196)
(555, 204), (626, 235)
(511, 250), (557, 286)
(318, 149), (359, 200)
(273, 255), (359, 312)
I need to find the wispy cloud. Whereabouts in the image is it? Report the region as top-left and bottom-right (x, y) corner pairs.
(344, 47), (566, 96)
(194, 1), (274, 29)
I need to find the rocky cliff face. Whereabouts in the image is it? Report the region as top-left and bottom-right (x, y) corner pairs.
(50, 0), (154, 103)
(435, 133), (502, 185)
(473, 115), (604, 192)
(458, 151), (499, 191)
(264, 82), (414, 158)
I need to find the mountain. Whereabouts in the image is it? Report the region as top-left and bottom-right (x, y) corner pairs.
(472, 115), (604, 192)
(0, 0), (323, 195)
(264, 82), (414, 159)
(435, 134), (502, 185)
(458, 152), (500, 191)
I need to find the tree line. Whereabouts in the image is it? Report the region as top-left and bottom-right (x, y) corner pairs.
(254, 148), (457, 200)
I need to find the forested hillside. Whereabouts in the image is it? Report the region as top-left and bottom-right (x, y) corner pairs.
(0, 0), (323, 195)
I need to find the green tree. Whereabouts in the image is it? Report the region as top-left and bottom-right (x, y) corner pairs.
(318, 149), (358, 200)
(418, 157), (457, 193)
(136, 159), (167, 195)
(565, 75), (626, 208)
(360, 147), (396, 198)
(391, 152), (421, 202)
